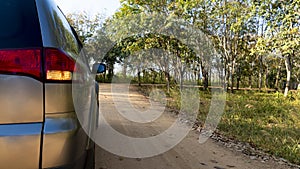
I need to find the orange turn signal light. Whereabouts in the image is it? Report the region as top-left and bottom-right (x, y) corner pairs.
(46, 70), (72, 80)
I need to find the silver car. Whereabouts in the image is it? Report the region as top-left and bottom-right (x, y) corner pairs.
(0, 0), (101, 168)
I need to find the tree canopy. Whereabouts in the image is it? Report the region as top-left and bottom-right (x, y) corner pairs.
(67, 0), (300, 96)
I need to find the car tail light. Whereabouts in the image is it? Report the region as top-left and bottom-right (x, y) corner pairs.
(44, 48), (75, 81)
(0, 49), (41, 80)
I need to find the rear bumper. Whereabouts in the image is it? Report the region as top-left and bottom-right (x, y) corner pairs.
(43, 143), (95, 169)
(0, 123), (42, 169)
(42, 112), (91, 169)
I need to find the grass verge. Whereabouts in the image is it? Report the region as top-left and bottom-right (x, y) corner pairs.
(137, 85), (300, 165)
(218, 91), (300, 164)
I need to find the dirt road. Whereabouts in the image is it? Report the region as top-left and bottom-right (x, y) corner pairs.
(95, 84), (294, 169)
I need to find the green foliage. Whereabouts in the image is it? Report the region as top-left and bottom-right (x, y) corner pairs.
(251, 0), (300, 96)
(66, 12), (104, 43)
(67, 0), (300, 94)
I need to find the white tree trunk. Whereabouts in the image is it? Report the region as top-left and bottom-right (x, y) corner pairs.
(284, 55), (292, 97)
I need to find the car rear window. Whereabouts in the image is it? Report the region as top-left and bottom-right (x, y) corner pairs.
(0, 0), (42, 49)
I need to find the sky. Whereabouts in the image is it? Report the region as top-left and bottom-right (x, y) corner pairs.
(55, 0), (121, 17)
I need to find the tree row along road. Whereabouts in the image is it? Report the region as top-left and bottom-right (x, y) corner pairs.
(95, 83), (292, 169)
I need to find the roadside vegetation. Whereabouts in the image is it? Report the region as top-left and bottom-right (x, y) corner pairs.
(220, 91), (300, 164)
(138, 85), (300, 165)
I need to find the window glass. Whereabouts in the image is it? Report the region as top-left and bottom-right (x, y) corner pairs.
(0, 0), (42, 48)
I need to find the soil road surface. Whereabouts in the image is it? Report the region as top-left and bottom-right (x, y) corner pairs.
(95, 83), (294, 169)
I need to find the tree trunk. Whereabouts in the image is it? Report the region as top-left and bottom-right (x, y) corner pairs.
(180, 71), (184, 91)
(275, 64), (282, 91)
(249, 61), (254, 88)
(203, 71), (209, 90)
(201, 63), (209, 90)
(224, 65), (229, 91)
(248, 75), (252, 89)
(230, 69), (234, 92)
(237, 64), (242, 90)
(264, 67), (269, 89)
(230, 59), (235, 93)
(284, 55), (292, 97)
(107, 62), (114, 82)
(151, 69), (157, 84)
(198, 68), (201, 86)
(258, 56), (263, 91)
(122, 62), (127, 79)
(237, 76), (240, 90)
(165, 71), (170, 94)
(138, 71), (141, 86)
(142, 69), (147, 83)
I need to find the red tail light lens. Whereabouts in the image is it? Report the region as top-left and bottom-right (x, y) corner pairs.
(0, 48), (76, 82)
(45, 48), (75, 81)
(0, 49), (41, 79)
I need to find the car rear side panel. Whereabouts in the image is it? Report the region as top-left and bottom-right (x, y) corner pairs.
(45, 84), (74, 113)
(0, 0), (43, 168)
(0, 75), (43, 168)
(0, 75), (43, 124)
(0, 124), (42, 169)
(35, 0), (91, 168)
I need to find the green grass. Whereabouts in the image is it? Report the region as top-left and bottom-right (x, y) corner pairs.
(218, 91), (300, 164)
(137, 85), (300, 165)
